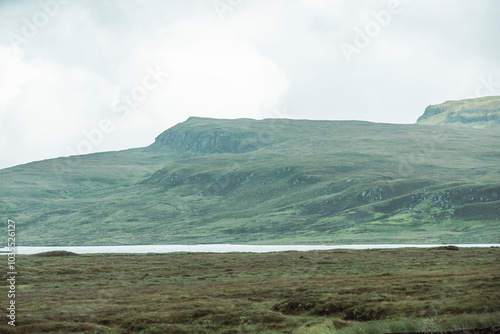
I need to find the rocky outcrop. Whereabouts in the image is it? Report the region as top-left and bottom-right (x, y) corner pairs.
(417, 106), (449, 122)
(417, 96), (500, 128)
(150, 117), (275, 154)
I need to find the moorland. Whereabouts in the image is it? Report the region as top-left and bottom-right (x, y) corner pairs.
(2, 247), (499, 334)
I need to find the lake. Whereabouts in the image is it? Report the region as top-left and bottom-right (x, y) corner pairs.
(1, 244), (499, 255)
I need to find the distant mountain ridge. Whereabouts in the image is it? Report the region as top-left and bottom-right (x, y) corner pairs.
(1, 99), (500, 246)
(417, 96), (500, 128)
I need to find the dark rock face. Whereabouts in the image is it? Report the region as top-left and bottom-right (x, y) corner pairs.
(445, 114), (500, 124)
(417, 106), (449, 122)
(150, 117), (273, 154)
(154, 128), (247, 153)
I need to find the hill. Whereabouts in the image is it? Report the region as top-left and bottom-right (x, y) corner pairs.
(1, 116), (500, 245)
(417, 96), (500, 128)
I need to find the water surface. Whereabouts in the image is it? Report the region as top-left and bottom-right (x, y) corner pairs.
(1, 244), (498, 255)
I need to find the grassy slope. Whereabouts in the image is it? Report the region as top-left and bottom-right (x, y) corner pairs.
(3, 247), (499, 334)
(417, 96), (500, 128)
(1, 117), (500, 245)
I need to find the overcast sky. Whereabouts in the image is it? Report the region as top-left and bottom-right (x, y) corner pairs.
(1, 0), (499, 169)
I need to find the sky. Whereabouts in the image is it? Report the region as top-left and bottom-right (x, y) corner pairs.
(0, 0), (499, 169)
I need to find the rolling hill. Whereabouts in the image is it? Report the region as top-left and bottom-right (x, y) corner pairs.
(2, 103), (500, 246)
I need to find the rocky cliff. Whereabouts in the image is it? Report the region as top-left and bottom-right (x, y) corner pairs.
(417, 96), (500, 128)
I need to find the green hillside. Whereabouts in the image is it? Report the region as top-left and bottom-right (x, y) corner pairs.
(417, 96), (500, 128)
(2, 116), (500, 246)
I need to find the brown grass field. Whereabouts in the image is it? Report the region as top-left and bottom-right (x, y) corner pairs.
(2, 247), (500, 333)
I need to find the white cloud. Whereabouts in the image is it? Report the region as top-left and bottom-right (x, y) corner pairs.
(0, 0), (499, 168)
(0, 45), (113, 168)
(104, 20), (289, 146)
